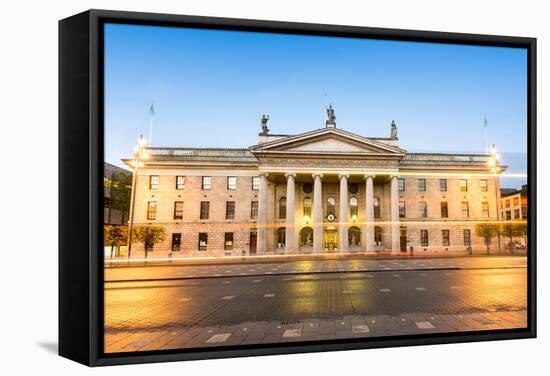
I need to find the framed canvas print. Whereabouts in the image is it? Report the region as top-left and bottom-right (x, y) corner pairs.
(59, 9), (536, 366)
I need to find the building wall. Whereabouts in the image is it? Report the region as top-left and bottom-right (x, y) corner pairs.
(500, 192), (527, 221)
(128, 169), (503, 257)
(131, 170), (259, 258)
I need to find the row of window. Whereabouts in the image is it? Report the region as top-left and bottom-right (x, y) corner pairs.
(147, 199), (490, 221)
(503, 208), (525, 220)
(420, 229), (473, 247)
(502, 196), (521, 208)
(399, 201), (490, 218)
(169, 232), (234, 252)
(279, 197), (489, 219)
(398, 178), (487, 193)
(147, 200), (259, 221)
(168, 228), (475, 252)
(148, 175), (260, 191)
(147, 175), (488, 193)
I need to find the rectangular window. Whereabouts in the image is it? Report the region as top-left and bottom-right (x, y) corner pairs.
(374, 198), (381, 219)
(419, 201), (427, 218)
(171, 233), (181, 252)
(279, 197), (288, 219)
(521, 206), (527, 219)
(200, 201), (209, 220)
(461, 202), (469, 218)
(173, 201), (184, 220)
(350, 201), (358, 218)
(442, 230), (450, 246)
(303, 198), (311, 218)
(198, 233), (208, 251)
(505, 199), (510, 208)
(147, 201), (157, 220)
(398, 178), (405, 191)
(224, 232), (234, 250)
(514, 208), (520, 219)
(251, 201), (258, 219)
(226, 201), (235, 219)
(202, 176), (211, 190)
(460, 179), (468, 192)
(176, 176), (185, 190)
(420, 230), (429, 246)
(418, 178), (426, 192)
(252, 176), (260, 190)
(480, 179), (488, 192)
(399, 201), (406, 218)
(463, 229), (471, 247)
(506, 210), (512, 220)
(482, 201), (490, 217)
(513, 197), (519, 206)
(149, 175), (159, 190)
(440, 179), (447, 192)
(227, 176), (237, 190)
(440, 202), (448, 218)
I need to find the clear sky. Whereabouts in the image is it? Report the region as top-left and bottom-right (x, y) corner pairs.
(104, 23), (527, 188)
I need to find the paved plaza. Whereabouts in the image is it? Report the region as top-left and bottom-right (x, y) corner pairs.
(104, 256), (527, 353)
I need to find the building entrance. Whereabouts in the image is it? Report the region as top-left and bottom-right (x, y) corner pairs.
(324, 228), (338, 251)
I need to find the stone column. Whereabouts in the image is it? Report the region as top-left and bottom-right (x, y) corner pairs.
(338, 174), (349, 252)
(365, 175), (375, 253)
(257, 173), (269, 254)
(390, 175), (400, 253)
(285, 173), (296, 253)
(313, 174), (324, 252)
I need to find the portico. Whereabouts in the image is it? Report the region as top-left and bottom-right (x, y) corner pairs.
(254, 170), (402, 254)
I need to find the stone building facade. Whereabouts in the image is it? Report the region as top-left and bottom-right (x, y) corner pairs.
(500, 184), (528, 221)
(123, 115), (504, 258)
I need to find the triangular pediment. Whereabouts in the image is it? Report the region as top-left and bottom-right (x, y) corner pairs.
(251, 128), (405, 156)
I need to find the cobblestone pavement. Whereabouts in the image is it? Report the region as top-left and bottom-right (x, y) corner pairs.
(104, 256), (527, 353)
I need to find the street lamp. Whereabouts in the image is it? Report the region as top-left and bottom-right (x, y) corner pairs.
(487, 144), (502, 253)
(127, 134), (149, 258)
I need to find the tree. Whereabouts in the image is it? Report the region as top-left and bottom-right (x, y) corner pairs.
(108, 172), (132, 223)
(475, 223), (499, 254)
(517, 222), (528, 248)
(501, 223), (522, 253)
(104, 225), (128, 258)
(132, 225), (166, 258)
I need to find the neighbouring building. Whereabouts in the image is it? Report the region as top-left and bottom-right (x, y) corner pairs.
(104, 162), (132, 225)
(500, 184), (528, 221)
(123, 107), (505, 258)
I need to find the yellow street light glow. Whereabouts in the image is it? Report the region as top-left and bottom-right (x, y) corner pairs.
(138, 135), (146, 146)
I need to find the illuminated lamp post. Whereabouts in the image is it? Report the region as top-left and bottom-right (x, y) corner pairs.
(127, 134), (148, 258)
(488, 144), (502, 253)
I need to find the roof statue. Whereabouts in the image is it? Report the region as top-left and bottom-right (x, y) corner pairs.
(326, 104), (336, 128)
(260, 114), (270, 134)
(390, 120), (398, 139)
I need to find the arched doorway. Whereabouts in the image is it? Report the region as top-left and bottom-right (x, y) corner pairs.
(300, 227), (313, 248)
(324, 226), (338, 251)
(275, 227), (286, 249)
(375, 226), (383, 246)
(349, 226), (361, 247)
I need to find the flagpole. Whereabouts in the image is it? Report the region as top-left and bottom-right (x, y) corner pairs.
(484, 116), (489, 154)
(148, 104), (154, 146)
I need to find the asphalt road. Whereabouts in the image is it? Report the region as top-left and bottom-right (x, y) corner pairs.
(104, 256), (527, 332)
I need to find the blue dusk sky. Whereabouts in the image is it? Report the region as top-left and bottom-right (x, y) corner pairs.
(104, 23), (527, 188)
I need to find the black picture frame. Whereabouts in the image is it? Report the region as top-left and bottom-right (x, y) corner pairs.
(59, 9), (537, 367)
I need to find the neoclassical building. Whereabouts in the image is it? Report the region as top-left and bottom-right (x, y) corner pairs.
(123, 109), (504, 257)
